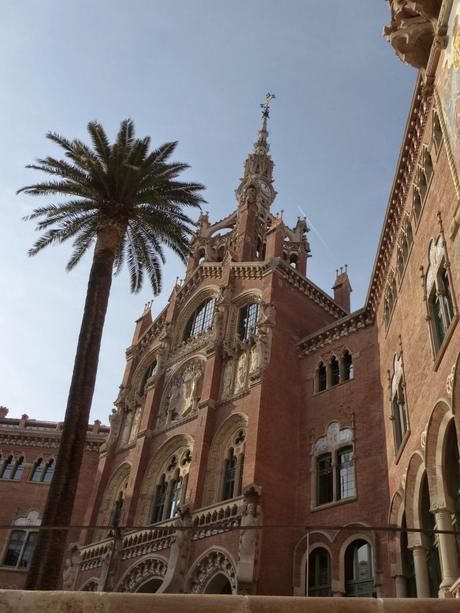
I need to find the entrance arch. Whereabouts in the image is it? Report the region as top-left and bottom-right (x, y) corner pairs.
(137, 577), (163, 593)
(204, 572), (233, 594)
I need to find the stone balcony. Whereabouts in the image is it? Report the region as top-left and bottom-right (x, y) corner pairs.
(79, 497), (245, 571)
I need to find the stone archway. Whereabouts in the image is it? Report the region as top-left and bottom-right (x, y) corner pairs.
(117, 556), (167, 593)
(186, 549), (237, 594)
(204, 572), (233, 594)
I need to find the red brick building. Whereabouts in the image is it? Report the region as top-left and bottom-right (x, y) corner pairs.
(0, 408), (108, 589)
(5, 0), (460, 599)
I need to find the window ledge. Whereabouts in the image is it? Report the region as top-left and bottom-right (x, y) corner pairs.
(313, 378), (354, 397)
(27, 481), (51, 486)
(433, 314), (458, 372)
(0, 566), (28, 573)
(311, 495), (357, 512)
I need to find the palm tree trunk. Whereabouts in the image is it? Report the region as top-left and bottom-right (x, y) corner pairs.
(25, 225), (123, 590)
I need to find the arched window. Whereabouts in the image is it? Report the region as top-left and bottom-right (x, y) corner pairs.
(308, 548), (331, 596)
(345, 540), (374, 597)
(445, 421), (460, 555)
(393, 381), (407, 451)
(1, 455), (14, 479)
(330, 356), (340, 386)
(139, 358), (158, 395)
(29, 458), (55, 483)
(423, 149), (433, 185)
(342, 351), (353, 381)
(149, 448), (191, 524)
(238, 302), (260, 341)
(317, 362), (327, 392)
(11, 456), (25, 481)
(400, 514), (417, 597)
(42, 459), (55, 483)
(30, 458), (43, 482)
(151, 475), (167, 524)
(317, 454), (333, 505)
(183, 297), (216, 341)
(314, 422), (355, 508)
(419, 168), (427, 201)
(289, 253), (298, 269)
(222, 448), (237, 501)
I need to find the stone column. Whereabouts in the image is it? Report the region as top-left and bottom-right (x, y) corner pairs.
(412, 545), (431, 598)
(433, 508), (460, 593)
(394, 575), (408, 598)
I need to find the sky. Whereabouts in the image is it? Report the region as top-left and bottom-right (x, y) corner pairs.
(0, 1), (416, 424)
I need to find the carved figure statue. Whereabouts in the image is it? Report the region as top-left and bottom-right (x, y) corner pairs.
(238, 501), (262, 587)
(245, 186), (257, 205)
(165, 361), (204, 424)
(249, 343), (261, 374)
(234, 352), (248, 394)
(62, 544), (81, 590)
(222, 360), (234, 399)
(128, 406), (142, 443)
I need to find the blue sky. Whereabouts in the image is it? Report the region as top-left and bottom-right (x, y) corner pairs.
(0, 1), (416, 423)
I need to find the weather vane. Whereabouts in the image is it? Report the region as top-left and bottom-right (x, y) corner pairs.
(261, 92), (276, 118)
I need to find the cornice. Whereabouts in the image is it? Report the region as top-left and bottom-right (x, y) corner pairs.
(176, 264), (223, 306)
(274, 259), (346, 319)
(366, 75), (430, 313)
(297, 307), (374, 357)
(0, 429), (105, 451)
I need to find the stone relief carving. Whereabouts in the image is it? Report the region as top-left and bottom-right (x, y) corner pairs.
(118, 557), (167, 593)
(314, 421), (353, 455)
(189, 550), (237, 594)
(391, 353), (404, 398)
(159, 505), (192, 593)
(234, 352), (248, 394)
(426, 234), (445, 293)
(61, 544), (81, 590)
(221, 360), (235, 400)
(157, 359), (204, 428)
(384, 0), (439, 69)
(446, 362), (456, 396)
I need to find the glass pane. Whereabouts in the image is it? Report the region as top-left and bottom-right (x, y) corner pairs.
(223, 453), (236, 501)
(151, 480), (167, 523)
(317, 454), (333, 505)
(12, 457), (25, 481)
(1, 456), (14, 479)
(330, 358), (340, 386)
(308, 548), (331, 596)
(3, 531), (25, 567)
(167, 478), (182, 519)
(238, 303), (260, 341)
(18, 532), (37, 569)
(42, 460), (55, 483)
(30, 459), (43, 482)
(337, 447), (355, 499)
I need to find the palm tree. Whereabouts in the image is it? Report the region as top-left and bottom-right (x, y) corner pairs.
(18, 119), (205, 589)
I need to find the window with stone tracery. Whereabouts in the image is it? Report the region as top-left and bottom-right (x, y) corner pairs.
(412, 147), (433, 225)
(383, 271), (397, 329)
(425, 235), (456, 354)
(315, 350), (353, 392)
(183, 297), (216, 341)
(149, 449), (191, 523)
(139, 357), (158, 396)
(238, 302), (260, 341)
(313, 422), (355, 508)
(220, 431), (245, 502)
(29, 457), (55, 483)
(432, 111), (443, 152)
(2, 511), (41, 570)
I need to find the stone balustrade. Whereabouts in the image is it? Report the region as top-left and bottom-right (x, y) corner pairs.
(191, 496), (244, 540)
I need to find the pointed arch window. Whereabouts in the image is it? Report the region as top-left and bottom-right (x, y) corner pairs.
(183, 297), (216, 340)
(390, 354), (409, 454)
(11, 456), (25, 481)
(223, 448), (237, 501)
(342, 351), (353, 381)
(30, 458), (43, 482)
(151, 475), (167, 524)
(42, 459), (55, 483)
(345, 540), (374, 597)
(337, 447), (355, 500)
(238, 302), (260, 341)
(330, 356), (340, 386)
(1, 455), (14, 480)
(433, 111), (443, 151)
(316, 362), (327, 392)
(139, 358), (158, 395)
(308, 548), (332, 596)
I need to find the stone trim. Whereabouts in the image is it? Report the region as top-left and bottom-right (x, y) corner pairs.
(297, 308), (374, 356)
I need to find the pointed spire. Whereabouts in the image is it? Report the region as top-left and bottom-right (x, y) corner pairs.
(253, 93), (275, 155)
